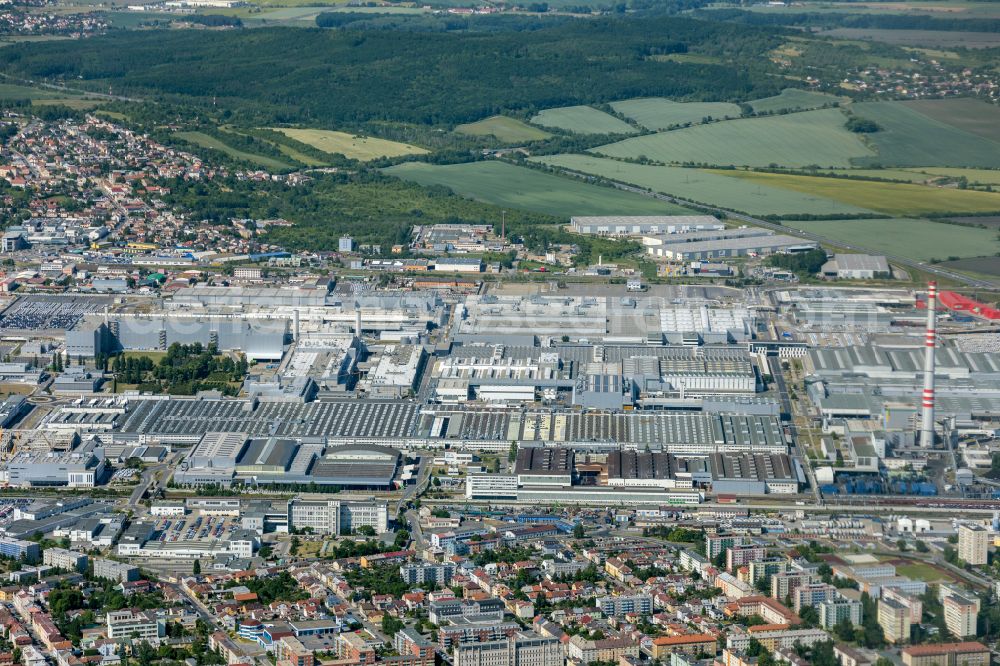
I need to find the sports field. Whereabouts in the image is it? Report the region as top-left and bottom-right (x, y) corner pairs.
(532, 154), (873, 217)
(592, 108), (873, 168)
(748, 88), (845, 113)
(173, 131), (293, 171)
(850, 101), (1000, 168)
(270, 128), (426, 161)
(785, 218), (1000, 262)
(531, 105), (637, 135)
(610, 98), (741, 130)
(901, 98), (1000, 143)
(454, 116), (551, 143)
(715, 169), (1000, 216)
(384, 161), (689, 218)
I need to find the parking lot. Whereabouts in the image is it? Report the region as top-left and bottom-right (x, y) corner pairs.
(0, 295), (112, 332)
(152, 514), (241, 543)
(0, 498), (31, 529)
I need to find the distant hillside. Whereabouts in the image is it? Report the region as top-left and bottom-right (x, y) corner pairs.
(0, 17), (786, 125)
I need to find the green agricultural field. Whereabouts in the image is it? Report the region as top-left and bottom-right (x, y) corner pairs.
(454, 116), (552, 143)
(33, 98), (103, 110)
(902, 98), (1000, 143)
(824, 167), (1000, 185)
(0, 83), (68, 100)
(532, 154), (873, 217)
(913, 168), (1000, 185)
(850, 101), (1000, 168)
(820, 168), (942, 183)
(384, 161), (689, 218)
(822, 28), (1000, 49)
(748, 88), (845, 113)
(650, 53), (721, 65)
(716, 169), (1000, 216)
(530, 105), (637, 135)
(785, 218), (1000, 262)
(593, 108), (874, 168)
(173, 131), (293, 170)
(610, 98), (742, 131)
(941, 256), (1000, 278)
(269, 128), (426, 161)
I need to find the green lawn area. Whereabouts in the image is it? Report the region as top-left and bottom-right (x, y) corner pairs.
(748, 88), (846, 113)
(850, 101), (1000, 168)
(384, 160), (690, 218)
(714, 169), (1000, 216)
(533, 153), (873, 216)
(609, 98), (742, 130)
(784, 218), (1000, 262)
(122, 350), (168, 362)
(592, 108), (874, 168)
(531, 105), (637, 135)
(173, 131), (293, 170)
(454, 115), (552, 143)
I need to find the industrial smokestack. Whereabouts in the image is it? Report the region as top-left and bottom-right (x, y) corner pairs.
(355, 306), (362, 338)
(293, 309), (300, 342)
(920, 281), (937, 447)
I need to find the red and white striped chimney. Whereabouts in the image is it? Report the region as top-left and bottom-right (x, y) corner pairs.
(920, 281), (937, 447)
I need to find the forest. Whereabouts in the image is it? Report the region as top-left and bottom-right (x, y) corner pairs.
(0, 16), (786, 126)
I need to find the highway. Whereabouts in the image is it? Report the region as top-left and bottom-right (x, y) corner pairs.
(551, 166), (998, 289)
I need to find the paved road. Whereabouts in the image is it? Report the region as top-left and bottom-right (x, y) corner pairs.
(768, 355), (822, 504)
(552, 167), (997, 289)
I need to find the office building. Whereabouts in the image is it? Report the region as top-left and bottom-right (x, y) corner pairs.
(567, 635), (639, 664)
(817, 597), (863, 629)
(957, 524), (988, 566)
(454, 633), (562, 666)
(276, 636), (314, 666)
(0, 538), (39, 563)
(727, 544), (766, 572)
(400, 562), (456, 586)
(93, 557), (140, 583)
(877, 597), (910, 644)
(771, 572), (813, 601)
(106, 610), (164, 640)
(649, 635), (717, 659)
(707, 535), (747, 560)
(792, 583), (836, 614)
(596, 595), (653, 617)
(286, 498), (388, 535)
(942, 593), (980, 638)
(901, 643), (989, 666)
(42, 548), (87, 573)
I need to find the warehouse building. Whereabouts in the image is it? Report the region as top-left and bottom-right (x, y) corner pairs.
(67, 314), (288, 361)
(570, 215), (723, 237)
(646, 232), (817, 261)
(821, 254), (891, 280)
(515, 447), (574, 488)
(2, 439), (105, 487)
